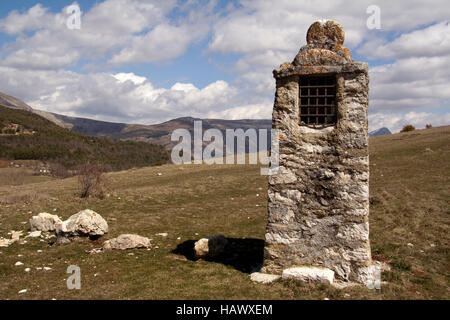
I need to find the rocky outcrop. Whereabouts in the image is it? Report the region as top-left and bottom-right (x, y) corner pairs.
(194, 234), (228, 258)
(55, 209), (108, 243)
(103, 234), (151, 250)
(30, 212), (62, 232)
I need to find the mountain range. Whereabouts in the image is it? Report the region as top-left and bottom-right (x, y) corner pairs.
(0, 92), (272, 151)
(1, 91), (391, 148)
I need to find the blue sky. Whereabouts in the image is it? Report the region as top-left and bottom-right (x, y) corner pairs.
(0, 0), (449, 132)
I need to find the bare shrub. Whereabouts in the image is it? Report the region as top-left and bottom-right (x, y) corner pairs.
(400, 124), (415, 133)
(426, 124), (432, 129)
(77, 163), (106, 199)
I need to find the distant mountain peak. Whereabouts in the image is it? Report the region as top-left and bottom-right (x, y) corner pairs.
(0, 92), (33, 112)
(369, 127), (392, 137)
(0, 91), (71, 129)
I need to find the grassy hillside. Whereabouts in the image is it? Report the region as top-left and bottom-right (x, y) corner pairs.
(0, 105), (169, 171)
(0, 126), (448, 299)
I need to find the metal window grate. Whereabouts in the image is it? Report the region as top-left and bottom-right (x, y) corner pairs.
(299, 76), (336, 126)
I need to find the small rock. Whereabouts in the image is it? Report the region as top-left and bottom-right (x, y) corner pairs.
(24, 268), (31, 272)
(194, 234), (228, 258)
(15, 261), (24, 266)
(344, 293), (350, 298)
(0, 238), (11, 247)
(156, 233), (168, 237)
(103, 234), (151, 251)
(37, 250), (42, 253)
(407, 243), (414, 247)
(11, 230), (23, 241)
(250, 272), (280, 284)
(18, 289), (27, 294)
(26, 231), (42, 238)
(43, 267), (52, 271)
(89, 248), (103, 254)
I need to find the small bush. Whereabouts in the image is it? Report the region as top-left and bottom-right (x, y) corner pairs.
(426, 124), (432, 129)
(400, 125), (415, 133)
(77, 163), (106, 198)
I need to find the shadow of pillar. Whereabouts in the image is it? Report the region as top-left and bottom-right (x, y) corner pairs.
(172, 237), (265, 274)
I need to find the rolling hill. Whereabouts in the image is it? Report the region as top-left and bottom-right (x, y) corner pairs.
(0, 105), (169, 172)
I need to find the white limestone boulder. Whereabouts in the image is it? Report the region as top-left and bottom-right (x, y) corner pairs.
(55, 209), (108, 243)
(103, 234), (151, 250)
(194, 234), (228, 258)
(30, 213), (62, 232)
(282, 266), (335, 285)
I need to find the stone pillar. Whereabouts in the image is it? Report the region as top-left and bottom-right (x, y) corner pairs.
(262, 20), (373, 284)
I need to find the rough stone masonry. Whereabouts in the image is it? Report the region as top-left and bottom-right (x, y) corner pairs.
(262, 20), (374, 284)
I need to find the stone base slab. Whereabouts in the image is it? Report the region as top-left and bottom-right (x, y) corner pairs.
(282, 266), (335, 285)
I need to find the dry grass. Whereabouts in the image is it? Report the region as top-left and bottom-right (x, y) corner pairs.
(0, 167), (54, 187)
(0, 191), (51, 205)
(0, 126), (448, 300)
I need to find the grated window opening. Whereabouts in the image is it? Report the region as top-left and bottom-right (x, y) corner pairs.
(299, 76), (336, 127)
